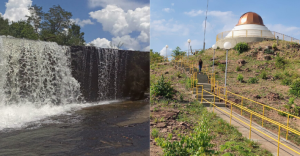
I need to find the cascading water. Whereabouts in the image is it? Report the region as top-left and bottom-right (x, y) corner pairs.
(0, 37), (80, 106)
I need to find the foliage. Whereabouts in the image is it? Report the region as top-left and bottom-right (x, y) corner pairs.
(151, 75), (175, 99)
(151, 128), (160, 138)
(217, 46), (220, 49)
(264, 48), (274, 54)
(275, 56), (286, 68)
(236, 66), (241, 71)
(155, 118), (216, 156)
(150, 49), (164, 64)
(237, 74), (243, 82)
(258, 46), (262, 51)
(272, 43), (277, 49)
(9, 21), (39, 40)
(26, 4), (44, 33)
(172, 46), (186, 59)
(286, 44), (290, 49)
(260, 71), (267, 80)
(220, 141), (255, 156)
(218, 63), (226, 72)
(281, 78), (292, 86)
(289, 78), (300, 97)
(234, 42), (249, 54)
(274, 72), (283, 79)
(56, 23), (85, 46)
(247, 77), (258, 84)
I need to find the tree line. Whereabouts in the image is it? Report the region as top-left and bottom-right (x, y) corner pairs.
(0, 4), (85, 46)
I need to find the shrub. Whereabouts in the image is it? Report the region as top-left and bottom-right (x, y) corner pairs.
(155, 118), (216, 155)
(287, 44), (290, 49)
(260, 71), (267, 79)
(289, 78), (300, 97)
(264, 49), (274, 54)
(217, 46), (220, 49)
(234, 42), (249, 54)
(272, 43), (277, 49)
(274, 73), (282, 79)
(248, 77), (258, 84)
(151, 75), (175, 99)
(236, 66), (241, 71)
(281, 78), (292, 86)
(151, 128), (159, 138)
(275, 56), (286, 68)
(237, 74), (243, 82)
(218, 63), (225, 72)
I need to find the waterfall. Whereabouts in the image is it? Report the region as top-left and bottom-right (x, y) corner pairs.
(0, 37), (80, 106)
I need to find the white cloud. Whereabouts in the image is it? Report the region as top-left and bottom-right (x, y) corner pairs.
(3, 0), (32, 22)
(142, 45), (150, 51)
(88, 37), (111, 48)
(137, 30), (149, 42)
(112, 35), (140, 50)
(89, 5), (150, 43)
(160, 46), (172, 57)
(184, 10), (203, 17)
(171, 3), (174, 6)
(151, 19), (189, 36)
(266, 24), (300, 37)
(162, 8), (173, 13)
(87, 0), (149, 11)
(71, 18), (94, 27)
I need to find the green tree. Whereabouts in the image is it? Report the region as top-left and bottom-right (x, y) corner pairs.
(56, 23), (85, 46)
(150, 49), (163, 64)
(172, 46), (186, 59)
(40, 5), (72, 41)
(9, 21), (39, 40)
(26, 4), (44, 34)
(0, 15), (10, 36)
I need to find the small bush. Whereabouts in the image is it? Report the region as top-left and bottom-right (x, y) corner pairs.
(274, 73), (282, 79)
(234, 42), (249, 54)
(217, 46), (220, 49)
(151, 128), (159, 138)
(248, 77), (258, 84)
(236, 66), (241, 71)
(272, 43), (277, 49)
(218, 63), (225, 72)
(237, 74), (243, 82)
(151, 75), (175, 99)
(260, 71), (267, 79)
(264, 49), (274, 54)
(281, 78), (292, 86)
(289, 78), (300, 97)
(286, 44), (290, 49)
(275, 56), (286, 68)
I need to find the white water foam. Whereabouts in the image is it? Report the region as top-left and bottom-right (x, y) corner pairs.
(0, 100), (120, 131)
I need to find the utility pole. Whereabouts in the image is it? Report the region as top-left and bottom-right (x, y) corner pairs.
(203, 0), (209, 51)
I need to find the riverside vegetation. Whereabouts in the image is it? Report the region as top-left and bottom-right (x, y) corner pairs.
(149, 49), (272, 155)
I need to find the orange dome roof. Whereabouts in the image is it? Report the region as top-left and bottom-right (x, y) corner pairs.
(236, 12), (264, 26)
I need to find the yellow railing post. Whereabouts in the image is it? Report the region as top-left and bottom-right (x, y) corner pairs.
(262, 106), (265, 127)
(286, 115), (290, 140)
(249, 113), (253, 139)
(230, 102), (233, 125)
(201, 86), (203, 103)
(278, 126), (281, 156)
(241, 97), (243, 116)
(213, 94), (215, 113)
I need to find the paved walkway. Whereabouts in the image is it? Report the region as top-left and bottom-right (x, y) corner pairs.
(175, 62), (300, 156)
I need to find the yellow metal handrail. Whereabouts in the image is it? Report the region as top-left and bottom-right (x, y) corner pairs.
(175, 58), (300, 156)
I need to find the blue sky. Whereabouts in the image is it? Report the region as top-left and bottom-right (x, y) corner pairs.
(151, 0), (300, 57)
(0, 0), (150, 51)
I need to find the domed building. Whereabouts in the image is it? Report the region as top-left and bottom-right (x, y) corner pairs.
(215, 12), (275, 48)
